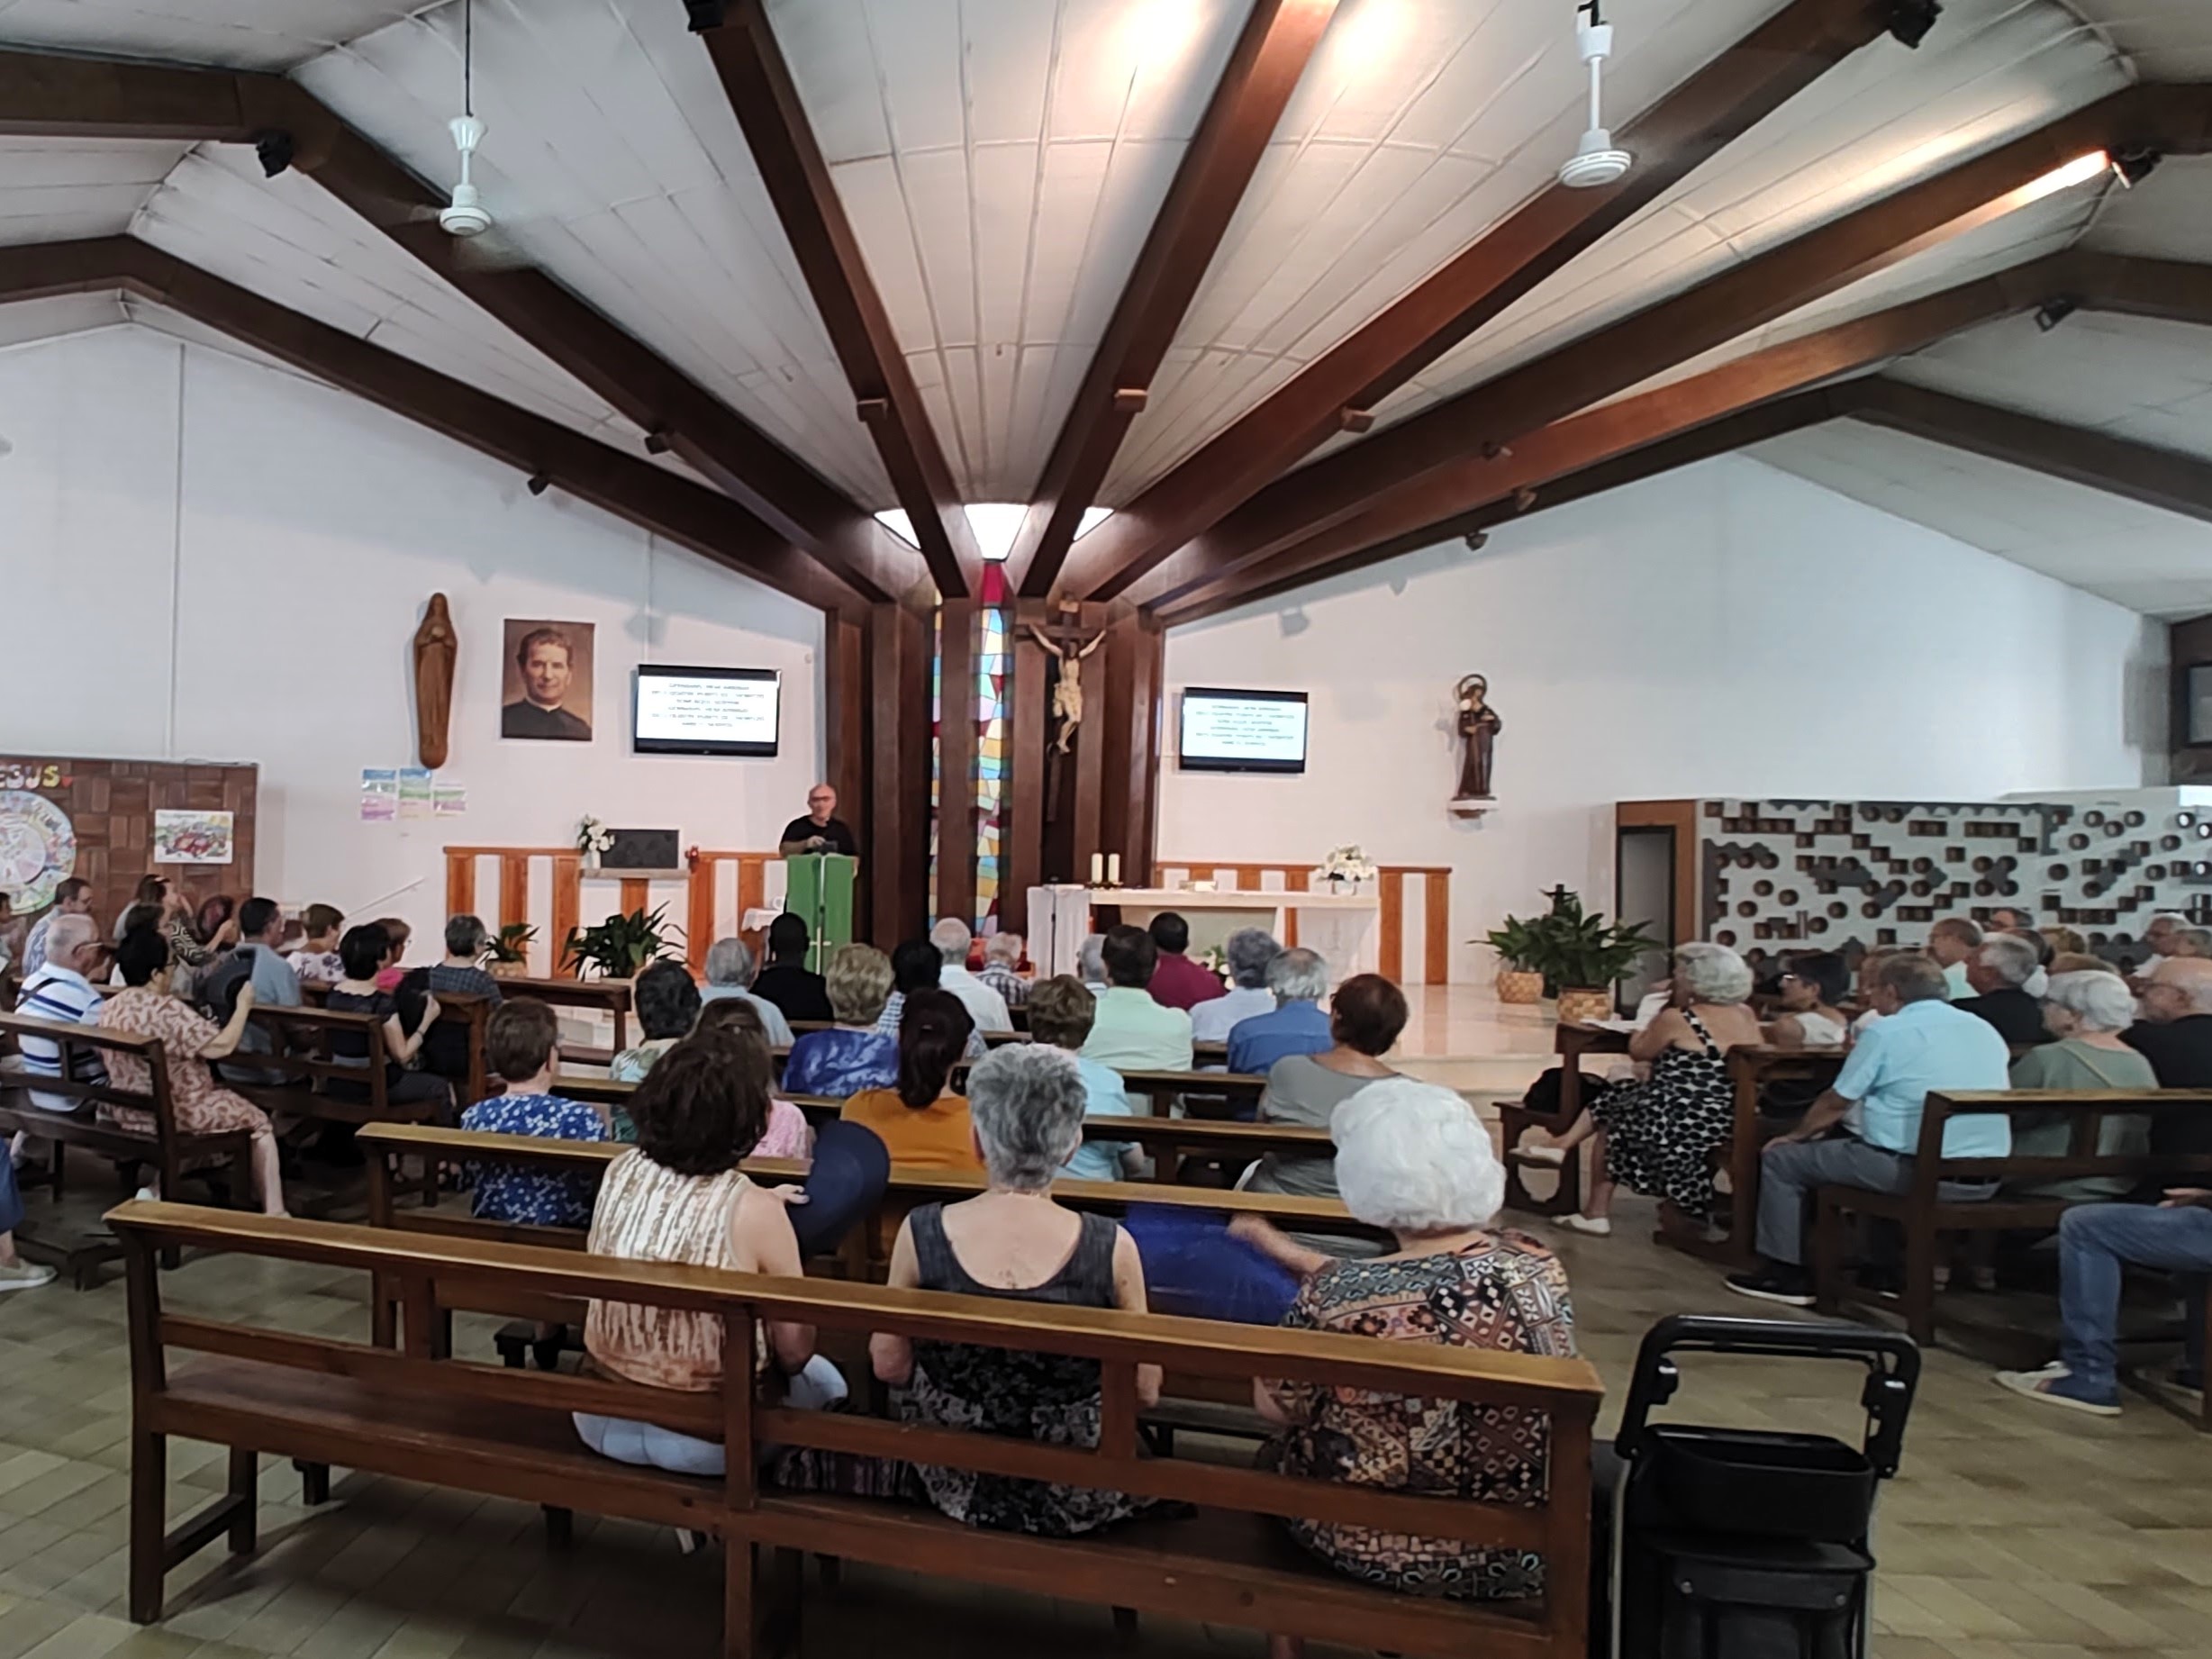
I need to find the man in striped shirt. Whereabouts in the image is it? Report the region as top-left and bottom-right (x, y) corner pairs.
(21, 878), (92, 979)
(16, 914), (107, 1111)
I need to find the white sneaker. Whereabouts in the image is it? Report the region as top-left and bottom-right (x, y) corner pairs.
(0, 1262), (56, 1292)
(1558, 1214), (1611, 1237)
(1994, 1367), (2120, 1417)
(1517, 1144), (1567, 1167)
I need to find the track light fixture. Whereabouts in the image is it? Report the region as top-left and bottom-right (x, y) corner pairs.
(683, 0), (727, 32)
(644, 430), (673, 455)
(1887, 1), (1941, 50)
(2111, 148), (2162, 188)
(1463, 530), (1490, 552)
(2034, 295), (2079, 333)
(253, 130), (295, 177)
(526, 473), (550, 495)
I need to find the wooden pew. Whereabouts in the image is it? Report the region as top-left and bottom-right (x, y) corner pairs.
(1812, 1087), (2212, 1345)
(235, 1005), (451, 1129)
(494, 975), (632, 1065)
(1500, 1023), (1627, 1218)
(0, 1013), (255, 1283)
(110, 1198), (1600, 1659)
(1654, 1046), (1846, 1269)
(785, 1020), (1231, 1066)
(544, 1075), (1311, 1179)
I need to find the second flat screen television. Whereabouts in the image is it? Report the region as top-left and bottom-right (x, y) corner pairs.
(634, 666), (780, 757)
(1178, 687), (1308, 775)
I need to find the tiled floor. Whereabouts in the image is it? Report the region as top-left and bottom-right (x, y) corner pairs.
(1, 1195), (2208, 1659)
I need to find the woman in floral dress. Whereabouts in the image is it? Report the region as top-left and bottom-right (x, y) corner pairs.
(98, 922), (287, 1215)
(1257, 1079), (1574, 1610)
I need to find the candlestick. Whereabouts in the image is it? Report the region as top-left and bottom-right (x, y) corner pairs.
(1107, 853), (1121, 886)
(1090, 853), (1104, 885)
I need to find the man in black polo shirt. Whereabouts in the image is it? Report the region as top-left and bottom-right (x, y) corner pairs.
(2126, 961), (2212, 1157)
(779, 784), (859, 860)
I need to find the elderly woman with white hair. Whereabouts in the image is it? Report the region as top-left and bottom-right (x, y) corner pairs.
(2008, 970), (2159, 1201)
(1257, 1079), (1573, 1608)
(777, 1044), (1170, 1537)
(1191, 927), (1281, 1045)
(1525, 941), (1763, 1234)
(698, 936), (793, 1046)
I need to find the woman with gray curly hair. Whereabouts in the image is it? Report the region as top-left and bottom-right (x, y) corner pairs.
(776, 1044), (1172, 1537)
(2008, 969), (2158, 1201)
(1524, 941), (1763, 1235)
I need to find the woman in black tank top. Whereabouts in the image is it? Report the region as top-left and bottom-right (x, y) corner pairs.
(775, 1046), (1175, 1537)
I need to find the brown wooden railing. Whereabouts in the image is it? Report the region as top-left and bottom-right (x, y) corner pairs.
(1151, 859), (1452, 984)
(442, 846), (780, 978)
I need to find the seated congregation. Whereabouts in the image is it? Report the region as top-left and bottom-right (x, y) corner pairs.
(1514, 912), (2211, 1416)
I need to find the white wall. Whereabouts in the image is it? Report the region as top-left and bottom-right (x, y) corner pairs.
(1160, 453), (2168, 983)
(0, 326), (823, 965)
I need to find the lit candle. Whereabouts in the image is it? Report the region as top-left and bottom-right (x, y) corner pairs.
(1091, 853), (1104, 885)
(1107, 853), (1121, 885)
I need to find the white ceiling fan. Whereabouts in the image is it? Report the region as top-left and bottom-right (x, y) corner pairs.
(438, 0), (493, 238)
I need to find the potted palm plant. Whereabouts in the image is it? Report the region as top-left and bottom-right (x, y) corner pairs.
(1486, 888), (1660, 1021)
(563, 905), (683, 980)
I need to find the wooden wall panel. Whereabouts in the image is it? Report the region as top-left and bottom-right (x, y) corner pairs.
(868, 602), (933, 946)
(1378, 867), (1406, 982)
(550, 853), (580, 977)
(1424, 871), (1452, 984)
(1004, 625), (1050, 934)
(0, 753), (256, 929)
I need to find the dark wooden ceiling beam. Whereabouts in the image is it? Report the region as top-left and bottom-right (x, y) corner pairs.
(2058, 249), (2212, 329)
(1151, 258), (2071, 619)
(1851, 377), (2212, 526)
(2, 235), (863, 613)
(1051, 0), (1908, 602)
(1129, 81), (2212, 611)
(1158, 388), (1858, 627)
(1004, 0), (1342, 595)
(0, 46), (921, 609)
(694, 0), (980, 597)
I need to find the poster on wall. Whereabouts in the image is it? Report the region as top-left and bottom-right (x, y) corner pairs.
(501, 619), (594, 741)
(398, 768), (434, 820)
(152, 809), (235, 866)
(0, 790), (77, 909)
(361, 769), (397, 821)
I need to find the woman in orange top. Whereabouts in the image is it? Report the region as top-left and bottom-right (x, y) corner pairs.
(841, 989), (980, 1170)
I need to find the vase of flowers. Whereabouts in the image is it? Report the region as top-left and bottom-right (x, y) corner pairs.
(577, 814), (613, 875)
(1318, 844), (1377, 894)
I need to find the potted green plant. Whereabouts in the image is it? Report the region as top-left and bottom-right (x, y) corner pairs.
(1484, 913), (1547, 1004)
(563, 905), (683, 980)
(1485, 887), (1661, 1021)
(485, 921), (537, 979)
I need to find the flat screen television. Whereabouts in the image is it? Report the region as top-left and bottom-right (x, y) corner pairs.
(1177, 687), (1308, 775)
(632, 666), (780, 757)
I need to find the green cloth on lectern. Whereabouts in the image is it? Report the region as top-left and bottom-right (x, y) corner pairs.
(784, 854), (857, 973)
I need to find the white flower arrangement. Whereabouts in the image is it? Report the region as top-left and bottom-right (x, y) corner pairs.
(1319, 844), (1377, 884)
(576, 815), (615, 857)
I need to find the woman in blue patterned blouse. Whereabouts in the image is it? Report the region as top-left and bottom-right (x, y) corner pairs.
(459, 998), (607, 1228)
(784, 944), (900, 1099)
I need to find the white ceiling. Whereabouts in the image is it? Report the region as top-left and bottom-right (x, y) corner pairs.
(1754, 418), (2212, 617)
(0, 0), (2204, 615)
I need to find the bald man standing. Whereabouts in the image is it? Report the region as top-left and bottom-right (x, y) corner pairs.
(779, 783), (858, 859)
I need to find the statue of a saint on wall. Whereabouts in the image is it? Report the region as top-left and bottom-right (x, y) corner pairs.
(1455, 674), (1501, 801)
(412, 594), (458, 770)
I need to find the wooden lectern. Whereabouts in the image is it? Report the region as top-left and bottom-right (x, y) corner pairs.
(784, 853), (857, 971)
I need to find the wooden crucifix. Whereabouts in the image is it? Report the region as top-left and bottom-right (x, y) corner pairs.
(1026, 603), (1105, 818)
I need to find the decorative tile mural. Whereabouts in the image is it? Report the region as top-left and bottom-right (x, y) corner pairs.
(1700, 797), (2212, 967)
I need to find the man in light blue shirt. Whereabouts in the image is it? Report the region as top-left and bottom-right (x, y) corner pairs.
(1730, 953), (2009, 1306)
(1080, 927), (1194, 1096)
(1223, 947), (1333, 1080)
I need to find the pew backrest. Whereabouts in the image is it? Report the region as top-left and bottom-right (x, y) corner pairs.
(1914, 1089), (2212, 1197)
